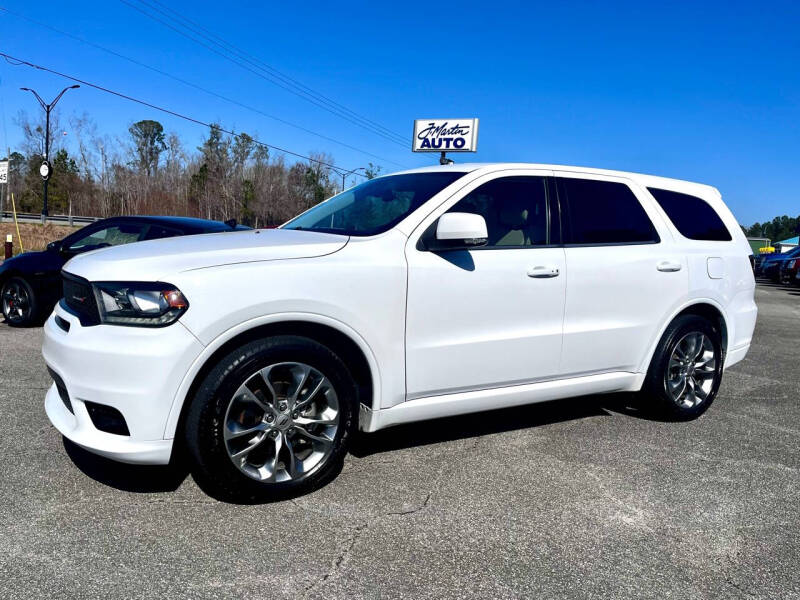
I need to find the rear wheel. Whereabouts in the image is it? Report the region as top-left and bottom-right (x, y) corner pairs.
(184, 335), (358, 502)
(1, 276), (39, 326)
(642, 315), (723, 420)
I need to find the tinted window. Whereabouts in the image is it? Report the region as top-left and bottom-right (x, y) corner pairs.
(648, 188), (732, 241)
(448, 177), (550, 247)
(143, 225), (181, 241)
(284, 172), (466, 236)
(559, 178), (659, 245)
(67, 224), (144, 251)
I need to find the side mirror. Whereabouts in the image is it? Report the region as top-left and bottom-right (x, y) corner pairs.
(425, 212), (488, 251)
(47, 240), (62, 252)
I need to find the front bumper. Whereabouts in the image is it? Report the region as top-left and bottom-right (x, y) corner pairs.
(42, 301), (204, 465)
(45, 384), (173, 463)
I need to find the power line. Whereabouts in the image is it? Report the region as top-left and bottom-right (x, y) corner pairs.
(0, 51), (368, 175)
(119, 0), (409, 148)
(122, 0), (407, 147)
(0, 6), (408, 168)
(140, 0), (409, 146)
(143, 0), (407, 144)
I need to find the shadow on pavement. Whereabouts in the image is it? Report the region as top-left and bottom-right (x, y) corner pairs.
(60, 392), (665, 493)
(63, 437), (189, 493)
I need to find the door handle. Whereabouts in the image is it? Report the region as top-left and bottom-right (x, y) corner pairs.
(657, 261), (682, 272)
(528, 265), (560, 278)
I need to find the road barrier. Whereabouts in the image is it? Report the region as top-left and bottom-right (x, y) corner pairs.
(0, 211), (98, 225)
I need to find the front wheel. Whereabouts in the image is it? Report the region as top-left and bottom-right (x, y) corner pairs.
(184, 335), (358, 502)
(1, 276), (39, 326)
(642, 315), (724, 420)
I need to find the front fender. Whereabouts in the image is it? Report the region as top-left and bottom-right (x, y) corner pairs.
(161, 312), (383, 439)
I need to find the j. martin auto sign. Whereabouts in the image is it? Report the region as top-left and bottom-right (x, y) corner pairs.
(412, 119), (479, 152)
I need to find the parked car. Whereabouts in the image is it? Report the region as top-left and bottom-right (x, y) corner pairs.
(759, 246), (800, 282)
(781, 257), (800, 286)
(42, 164), (757, 501)
(1, 216), (247, 326)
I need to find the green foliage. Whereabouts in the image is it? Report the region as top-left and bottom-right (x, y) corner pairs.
(241, 179), (256, 226)
(190, 162), (209, 201)
(304, 167), (328, 205)
(742, 215), (799, 243)
(129, 119), (167, 176)
(364, 162), (382, 180)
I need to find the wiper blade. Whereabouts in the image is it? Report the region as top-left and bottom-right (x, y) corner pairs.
(287, 226), (347, 235)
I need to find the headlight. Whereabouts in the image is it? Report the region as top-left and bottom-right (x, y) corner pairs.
(93, 282), (189, 327)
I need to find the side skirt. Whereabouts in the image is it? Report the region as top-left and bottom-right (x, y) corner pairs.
(359, 371), (644, 432)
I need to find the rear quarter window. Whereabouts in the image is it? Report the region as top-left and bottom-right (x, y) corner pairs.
(648, 188), (732, 241)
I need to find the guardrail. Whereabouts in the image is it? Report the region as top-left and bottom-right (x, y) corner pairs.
(1, 211), (98, 225)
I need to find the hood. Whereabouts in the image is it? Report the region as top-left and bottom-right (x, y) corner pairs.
(63, 228), (349, 282)
(0, 249), (60, 272)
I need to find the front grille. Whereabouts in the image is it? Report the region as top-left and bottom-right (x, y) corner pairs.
(62, 272), (100, 326)
(47, 367), (73, 414)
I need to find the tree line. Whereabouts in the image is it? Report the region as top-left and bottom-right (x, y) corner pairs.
(740, 216), (799, 244)
(2, 111), (382, 227)
(3, 110), (795, 235)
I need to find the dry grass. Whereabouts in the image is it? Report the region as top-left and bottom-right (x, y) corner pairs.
(0, 222), (82, 256)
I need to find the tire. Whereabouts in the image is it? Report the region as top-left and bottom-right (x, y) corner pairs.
(1, 276), (39, 327)
(642, 314), (724, 421)
(184, 335), (359, 503)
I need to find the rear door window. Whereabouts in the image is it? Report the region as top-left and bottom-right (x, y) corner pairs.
(648, 188), (732, 241)
(558, 178), (659, 245)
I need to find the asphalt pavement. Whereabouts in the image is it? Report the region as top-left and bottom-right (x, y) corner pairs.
(0, 283), (798, 599)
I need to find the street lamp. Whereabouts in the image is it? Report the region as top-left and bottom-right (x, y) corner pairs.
(337, 166), (366, 192)
(20, 85), (80, 223)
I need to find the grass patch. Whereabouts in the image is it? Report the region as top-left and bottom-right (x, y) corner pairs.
(0, 222), (82, 256)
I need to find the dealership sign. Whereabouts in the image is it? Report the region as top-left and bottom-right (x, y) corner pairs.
(412, 119), (479, 153)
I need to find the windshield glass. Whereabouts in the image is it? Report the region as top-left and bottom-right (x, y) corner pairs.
(283, 172), (466, 236)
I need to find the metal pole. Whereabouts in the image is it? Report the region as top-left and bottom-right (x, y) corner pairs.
(42, 107), (50, 223)
(338, 166), (366, 192)
(2, 146), (8, 224)
(20, 85), (79, 225)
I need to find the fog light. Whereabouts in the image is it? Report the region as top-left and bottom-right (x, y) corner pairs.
(84, 401), (130, 436)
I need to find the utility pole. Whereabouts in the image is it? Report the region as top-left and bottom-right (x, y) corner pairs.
(20, 85), (80, 223)
(2, 146), (9, 223)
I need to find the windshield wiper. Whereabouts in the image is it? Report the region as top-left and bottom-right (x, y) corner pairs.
(287, 226), (348, 235)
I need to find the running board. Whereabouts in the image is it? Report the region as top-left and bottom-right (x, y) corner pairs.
(360, 371), (643, 432)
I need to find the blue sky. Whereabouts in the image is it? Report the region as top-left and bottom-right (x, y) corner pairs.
(0, 0), (798, 225)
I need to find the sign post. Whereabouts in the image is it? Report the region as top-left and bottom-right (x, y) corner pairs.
(412, 118), (479, 164)
(0, 156), (8, 223)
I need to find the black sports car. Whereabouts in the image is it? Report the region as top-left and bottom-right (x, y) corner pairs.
(1, 215), (248, 326)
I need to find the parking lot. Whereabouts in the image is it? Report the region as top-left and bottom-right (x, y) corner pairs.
(0, 283), (798, 599)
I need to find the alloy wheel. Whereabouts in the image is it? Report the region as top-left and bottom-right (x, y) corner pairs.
(223, 362), (339, 483)
(665, 332), (717, 408)
(1, 280), (31, 324)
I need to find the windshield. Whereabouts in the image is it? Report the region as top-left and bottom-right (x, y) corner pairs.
(283, 172), (466, 236)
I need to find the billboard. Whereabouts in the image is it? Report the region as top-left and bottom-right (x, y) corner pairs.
(412, 119), (479, 153)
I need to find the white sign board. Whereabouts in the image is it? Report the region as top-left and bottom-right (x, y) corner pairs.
(412, 119), (479, 153)
(0, 161), (7, 185)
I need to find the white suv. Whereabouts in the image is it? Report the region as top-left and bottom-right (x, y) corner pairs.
(42, 164), (757, 501)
